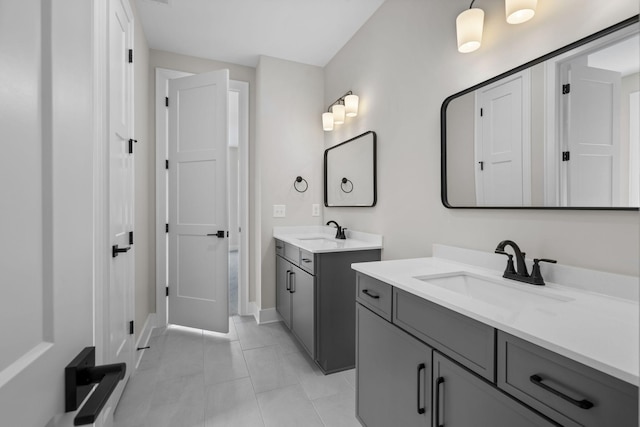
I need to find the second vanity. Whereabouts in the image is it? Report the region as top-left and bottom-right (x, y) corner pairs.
(352, 244), (639, 427)
(273, 225), (382, 374)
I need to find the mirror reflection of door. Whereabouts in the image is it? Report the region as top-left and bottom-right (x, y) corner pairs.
(564, 63), (621, 206)
(560, 33), (639, 207)
(475, 71), (531, 206)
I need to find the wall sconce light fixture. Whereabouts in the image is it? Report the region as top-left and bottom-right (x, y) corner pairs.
(456, 1), (484, 53)
(322, 91), (359, 131)
(505, 0), (537, 24)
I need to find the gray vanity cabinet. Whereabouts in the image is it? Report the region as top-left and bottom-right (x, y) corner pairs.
(433, 352), (556, 427)
(276, 239), (381, 372)
(355, 272), (638, 427)
(356, 303), (432, 427)
(275, 246), (315, 357)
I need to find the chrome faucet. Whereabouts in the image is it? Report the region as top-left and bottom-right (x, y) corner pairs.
(495, 240), (556, 286)
(326, 220), (346, 239)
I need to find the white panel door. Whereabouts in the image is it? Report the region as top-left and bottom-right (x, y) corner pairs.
(106, 0), (135, 414)
(566, 65), (621, 207)
(476, 73), (529, 206)
(0, 1), (97, 426)
(168, 70), (229, 333)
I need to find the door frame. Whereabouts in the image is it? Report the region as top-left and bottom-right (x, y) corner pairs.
(94, 0), (136, 422)
(155, 68), (250, 327)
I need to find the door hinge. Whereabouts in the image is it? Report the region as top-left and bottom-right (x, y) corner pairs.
(227, 231), (229, 237)
(480, 108), (483, 117)
(166, 286), (169, 296)
(166, 223), (169, 233)
(129, 231), (134, 245)
(562, 84), (571, 94)
(129, 320), (134, 335)
(165, 97), (169, 107)
(128, 139), (134, 154)
(562, 151), (570, 161)
(128, 49), (133, 64)
(165, 159), (169, 170)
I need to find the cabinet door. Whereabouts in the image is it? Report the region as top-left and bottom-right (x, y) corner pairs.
(356, 304), (431, 427)
(433, 352), (556, 427)
(290, 264), (315, 357)
(276, 255), (292, 328)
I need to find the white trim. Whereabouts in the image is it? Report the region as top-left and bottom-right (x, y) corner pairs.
(92, 0), (109, 368)
(230, 80), (250, 317)
(247, 302), (282, 325)
(134, 313), (157, 369)
(155, 68), (191, 328)
(155, 69), (251, 327)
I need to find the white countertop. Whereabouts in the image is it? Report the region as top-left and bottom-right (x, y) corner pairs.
(273, 226), (383, 253)
(352, 246), (639, 386)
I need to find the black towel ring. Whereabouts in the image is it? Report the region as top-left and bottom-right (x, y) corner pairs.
(294, 176), (308, 193)
(341, 177), (353, 193)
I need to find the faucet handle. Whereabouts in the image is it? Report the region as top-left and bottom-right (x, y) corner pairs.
(495, 250), (516, 275)
(531, 258), (557, 285)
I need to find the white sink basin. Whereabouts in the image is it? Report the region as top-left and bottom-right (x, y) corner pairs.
(413, 272), (573, 311)
(297, 237), (335, 243)
(295, 236), (341, 249)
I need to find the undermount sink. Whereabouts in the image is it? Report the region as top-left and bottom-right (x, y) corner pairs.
(413, 272), (573, 311)
(295, 236), (341, 248)
(297, 237), (335, 243)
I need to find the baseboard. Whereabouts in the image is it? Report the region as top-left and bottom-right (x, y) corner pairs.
(247, 302), (281, 325)
(134, 313), (156, 370)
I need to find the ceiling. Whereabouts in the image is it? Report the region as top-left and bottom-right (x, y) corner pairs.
(135, 0), (386, 68)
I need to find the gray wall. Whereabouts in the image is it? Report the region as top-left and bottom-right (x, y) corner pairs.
(323, 0), (639, 276)
(255, 56), (325, 310)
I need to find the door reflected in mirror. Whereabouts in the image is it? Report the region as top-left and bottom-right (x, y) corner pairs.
(442, 17), (639, 210)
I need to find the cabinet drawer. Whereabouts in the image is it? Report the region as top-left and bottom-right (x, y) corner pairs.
(393, 288), (495, 381)
(283, 242), (300, 264)
(433, 352), (556, 427)
(497, 331), (638, 427)
(275, 240), (285, 257)
(356, 273), (393, 321)
(299, 249), (315, 274)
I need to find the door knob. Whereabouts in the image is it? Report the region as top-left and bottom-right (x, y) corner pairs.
(206, 231), (226, 238)
(112, 245), (131, 258)
(65, 347), (126, 425)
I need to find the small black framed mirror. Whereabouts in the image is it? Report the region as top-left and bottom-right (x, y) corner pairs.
(324, 131), (377, 207)
(441, 16), (639, 210)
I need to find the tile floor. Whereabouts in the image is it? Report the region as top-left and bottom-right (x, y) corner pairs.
(113, 315), (361, 427)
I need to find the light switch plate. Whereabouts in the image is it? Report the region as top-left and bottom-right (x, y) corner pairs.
(273, 204), (286, 217)
(312, 204), (320, 217)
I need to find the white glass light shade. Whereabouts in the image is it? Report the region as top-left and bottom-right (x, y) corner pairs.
(344, 94), (359, 117)
(506, 0), (537, 24)
(322, 112), (334, 131)
(332, 104), (346, 124)
(456, 8), (484, 53)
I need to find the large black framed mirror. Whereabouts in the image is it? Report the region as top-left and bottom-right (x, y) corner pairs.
(441, 16), (639, 210)
(324, 131), (377, 207)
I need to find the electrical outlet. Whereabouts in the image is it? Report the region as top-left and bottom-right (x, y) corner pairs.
(273, 204), (286, 218)
(312, 204), (320, 217)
